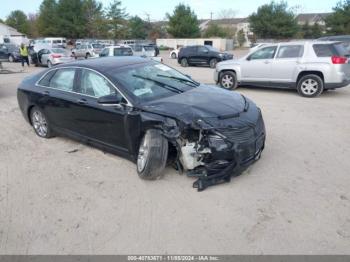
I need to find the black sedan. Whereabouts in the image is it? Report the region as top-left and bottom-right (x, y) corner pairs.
(17, 57), (266, 191)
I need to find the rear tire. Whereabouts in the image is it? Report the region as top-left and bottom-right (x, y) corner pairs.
(47, 61), (52, 68)
(219, 71), (238, 90)
(85, 53), (91, 59)
(171, 53), (176, 59)
(8, 55), (14, 62)
(209, 58), (218, 68)
(137, 129), (168, 180)
(297, 74), (323, 98)
(181, 58), (188, 67)
(30, 107), (53, 138)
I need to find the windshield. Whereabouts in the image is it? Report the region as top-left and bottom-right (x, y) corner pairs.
(205, 45), (219, 52)
(92, 43), (104, 49)
(144, 46), (155, 51)
(108, 63), (198, 102)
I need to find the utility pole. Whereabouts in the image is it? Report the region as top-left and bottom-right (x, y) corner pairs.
(210, 12), (213, 20)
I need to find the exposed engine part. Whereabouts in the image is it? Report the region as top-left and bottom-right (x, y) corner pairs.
(179, 141), (211, 170)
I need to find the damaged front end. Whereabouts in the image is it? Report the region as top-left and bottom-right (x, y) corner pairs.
(159, 103), (266, 191)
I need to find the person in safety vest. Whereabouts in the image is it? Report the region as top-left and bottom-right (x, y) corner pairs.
(19, 43), (30, 67)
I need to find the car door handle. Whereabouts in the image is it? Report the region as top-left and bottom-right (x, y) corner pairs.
(42, 90), (50, 96)
(77, 98), (87, 105)
(264, 60), (270, 64)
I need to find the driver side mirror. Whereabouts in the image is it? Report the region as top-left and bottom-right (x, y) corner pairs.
(97, 93), (123, 105)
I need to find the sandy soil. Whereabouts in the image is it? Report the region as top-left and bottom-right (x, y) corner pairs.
(0, 51), (350, 254)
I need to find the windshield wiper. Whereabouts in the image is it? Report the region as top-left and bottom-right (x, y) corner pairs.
(156, 74), (200, 86)
(132, 74), (184, 94)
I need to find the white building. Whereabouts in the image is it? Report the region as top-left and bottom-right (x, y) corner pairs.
(156, 38), (235, 51)
(0, 23), (29, 45)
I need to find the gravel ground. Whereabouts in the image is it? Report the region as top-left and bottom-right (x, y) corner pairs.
(0, 51), (350, 254)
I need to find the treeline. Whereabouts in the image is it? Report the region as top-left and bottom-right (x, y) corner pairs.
(2, 0), (167, 40)
(2, 0), (350, 41)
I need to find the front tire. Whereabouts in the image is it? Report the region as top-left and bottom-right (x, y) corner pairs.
(171, 53), (176, 59)
(219, 71), (238, 90)
(30, 107), (53, 138)
(137, 129), (168, 180)
(209, 58), (218, 68)
(181, 58), (188, 67)
(297, 74), (323, 97)
(85, 53), (91, 59)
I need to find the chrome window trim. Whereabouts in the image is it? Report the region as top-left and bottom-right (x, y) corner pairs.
(35, 66), (133, 107)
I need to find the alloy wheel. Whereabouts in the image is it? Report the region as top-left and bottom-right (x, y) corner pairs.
(137, 135), (150, 172)
(31, 110), (48, 137)
(300, 78), (319, 95)
(221, 74), (234, 89)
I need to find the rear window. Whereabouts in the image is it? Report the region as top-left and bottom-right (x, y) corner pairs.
(313, 43), (348, 57)
(113, 47), (133, 56)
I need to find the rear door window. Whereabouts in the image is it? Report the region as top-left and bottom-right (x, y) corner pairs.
(38, 70), (57, 87)
(277, 45), (304, 58)
(49, 68), (76, 92)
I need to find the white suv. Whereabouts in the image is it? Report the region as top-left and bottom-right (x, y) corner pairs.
(214, 41), (350, 97)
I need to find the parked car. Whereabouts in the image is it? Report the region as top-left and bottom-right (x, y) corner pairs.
(17, 57), (265, 191)
(44, 37), (67, 48)
(0, 44), (8, 61)
(170, 48), (181, 59)
(178, 45), (234, 68)
(71, 43), (103, 59)
(215, 41), (350, 97)
(0, 43), (21, 62)
(31, 48), (75, 68)
(99, 45), (133, 57)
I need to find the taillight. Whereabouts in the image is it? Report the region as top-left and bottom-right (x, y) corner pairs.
(51, 54), (62, 59)
(331, 55), (348, 64)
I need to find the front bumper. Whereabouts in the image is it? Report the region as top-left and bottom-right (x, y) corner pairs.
(189, 112), (266, 191)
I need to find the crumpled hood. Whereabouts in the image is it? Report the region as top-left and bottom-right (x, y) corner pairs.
(141, 85), (246, 125)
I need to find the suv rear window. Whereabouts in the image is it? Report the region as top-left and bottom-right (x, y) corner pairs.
(313, 43), (348, 57)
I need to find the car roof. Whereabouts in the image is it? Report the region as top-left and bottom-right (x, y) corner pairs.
(56, 56), (151, 71)
(108, 45), (132, 48)
(262, 40), (342, 46)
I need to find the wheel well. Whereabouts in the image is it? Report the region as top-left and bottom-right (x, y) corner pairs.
(27, 105), (35, 125)
(297, 71), (324, 84)
(219, 69), (237, 79)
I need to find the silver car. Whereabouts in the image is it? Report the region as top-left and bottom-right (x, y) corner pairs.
(72, 43), (104, 59)
(36, 48), (75, 68)
(215, 41), (350, 97)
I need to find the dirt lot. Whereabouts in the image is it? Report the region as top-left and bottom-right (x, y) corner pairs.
(0, 51), (350, 254)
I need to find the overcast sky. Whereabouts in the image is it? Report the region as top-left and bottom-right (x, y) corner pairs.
(0, 0), (338, 21)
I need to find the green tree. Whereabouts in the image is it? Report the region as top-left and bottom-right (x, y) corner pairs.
(249, 1), (298, 39)
(128, 16), (147, 39)
(106, 0), (128, 39)
(311, 22), (323, 38)
(56, 0), (87, 38)
(83, 0), (107, 38)
(203, 23), (228, 38)
(300, 21), (313, 38)
(326, 0), (350, 34)
(166, 4), (200, 38)
(27, 13), (39, 38)
(237, 29), (247, 47)
(5, 10), (29, 34)
(37, 0), (59, 36)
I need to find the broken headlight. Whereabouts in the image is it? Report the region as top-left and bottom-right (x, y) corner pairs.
(208, 135), (230, 151)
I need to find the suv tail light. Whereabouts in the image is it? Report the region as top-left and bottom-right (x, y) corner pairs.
(51, 54), (62, 59)
(331, 55), (348, 64)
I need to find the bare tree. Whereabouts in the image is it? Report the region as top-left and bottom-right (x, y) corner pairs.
(216, 8), (237, 19)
